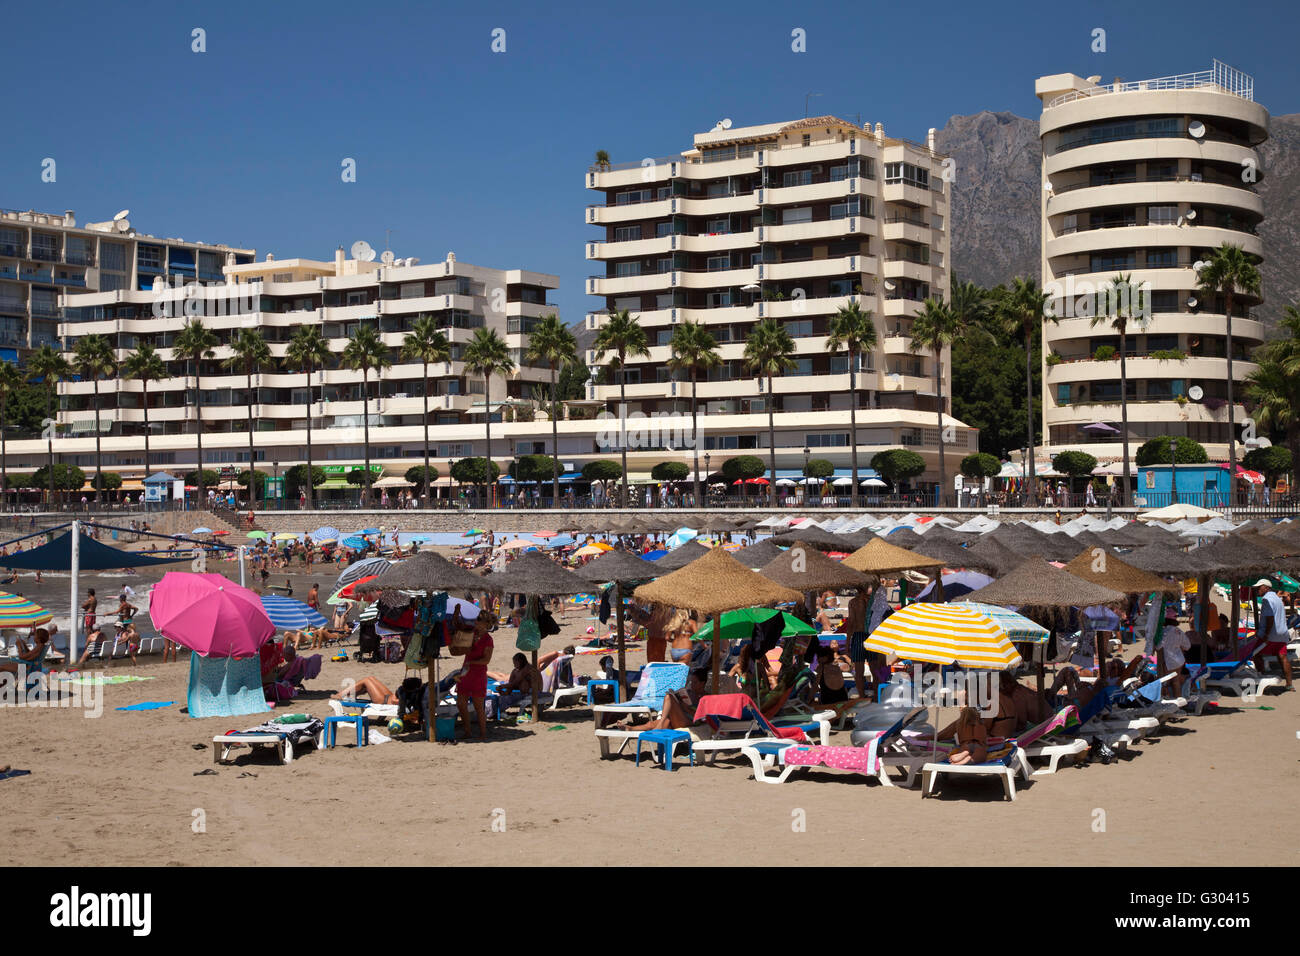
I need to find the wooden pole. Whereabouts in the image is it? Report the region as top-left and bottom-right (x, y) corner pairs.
(531, 647), (541, 723)
(615, 581), (626, 701)
(1197, 573), (1210, 666)
(1229, 576), (1240, 657)
(710, 611), (722, 694)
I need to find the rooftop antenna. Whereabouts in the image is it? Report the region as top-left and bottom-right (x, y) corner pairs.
(384, 229), (394, 251)
(804, 92), (822, 118)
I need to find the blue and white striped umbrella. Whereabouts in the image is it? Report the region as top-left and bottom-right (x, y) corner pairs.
(259, 594), (328, 630)
(342, 535), (369, 550)
(310, 526), (341, 543)
(336, 556), (390, 589)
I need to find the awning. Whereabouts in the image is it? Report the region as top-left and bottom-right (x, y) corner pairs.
(316, 479), (353, 490)
(373, 476), (411, 488)
(0, 531), (196, 570)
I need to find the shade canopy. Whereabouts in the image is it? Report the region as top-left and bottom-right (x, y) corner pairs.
(759, 541), (874, 592)
(0, 531), (196, 571)
(489, 551), (590, 596)
(1191, 536), (1278, 576)
(0, 591), (52, 628)
(866, 602), (1023, 668)
(959, 557), (1125, 609)
(633, 547), (803, 617)
(731, 538), (788, 569)
(336, 556), (391, 589)
(693, 608), (815, 643)
(1138, 503), (1222, 522)
(1122, 543), (1211, 578)
(575, 549), (659, 585)
(957, 602), (1050, 645)
(368, 551), (498, 594)
(842, 537), (943, 576)
(962, 535), (1024, 576)
(259, 594), (329, 630)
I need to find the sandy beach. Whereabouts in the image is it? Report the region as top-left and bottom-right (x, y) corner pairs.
(3, 555), (1298, 867)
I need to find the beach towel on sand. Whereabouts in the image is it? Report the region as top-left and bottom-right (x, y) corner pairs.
(780, 739), (880, 774)
(115, 701), (175, 711)
(0, 769), (32, 780)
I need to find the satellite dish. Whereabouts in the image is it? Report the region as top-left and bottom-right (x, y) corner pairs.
(721, 118), (733, 129)
(884, 280), (896, 291)
(1177, 216), (1185, 227)
(350, 240), (375, 262)
(406, 257), (420, 267)
(741, 283), (760, 293)
(115, 218), (131, 232)
(1043, 181), (1053, 192)
(1188, 385), (1204, 401)
(381, 250), (395, 265)
(1188, 120), (1205, 139)
(113, 209), (130, 221)
(1187, 296), (1199, 308)
(1085, 75), (1102, 85)
(1185, 209), (1196, 221)
(1193, 260), (1206, 272)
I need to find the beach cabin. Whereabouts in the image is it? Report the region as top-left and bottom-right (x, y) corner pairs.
(1134, 464), (1231, 509)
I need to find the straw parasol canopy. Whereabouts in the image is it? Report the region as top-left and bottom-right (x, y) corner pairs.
(489, 551), (590, 596)
(632, 547), (803, 619)
(963, 535), (1024, 576)
(958, 556), (1125, 609)
(731, 538), (788, 569)
(990, 522), (1076, 561)
(1061, 549), (1181, 596)
(1191, 535), (1278, 577)
(905, 536), (984, 572)
(369, 551), (499, 593)
(1235, 531), (1299, 560)
(771, 527), (871, 552)
(575, 549), (659, 585)
(651, 538), (711, 572)
(842, 537), (944, 576)
(758, 541), (875, 592)
(1123, 542), (1212, 578)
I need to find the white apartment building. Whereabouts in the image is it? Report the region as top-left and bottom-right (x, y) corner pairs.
(0, 207), (255, 354)
(1036, 61), (1268, 464)
(0, 249), (563, 497)
(584, 115), (975, 488)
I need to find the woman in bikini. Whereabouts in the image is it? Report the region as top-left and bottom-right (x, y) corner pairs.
(946, 707), (989, 766)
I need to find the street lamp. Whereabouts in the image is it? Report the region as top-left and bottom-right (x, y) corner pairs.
(1021, 447), (1028, 506)
(704, 454), (711, 504)
(1169, 438), (1179, 505)
(272, 462), (279, 511)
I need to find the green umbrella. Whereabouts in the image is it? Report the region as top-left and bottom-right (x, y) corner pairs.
(692, 608), (814, 643)
(247, 530), (268, 540)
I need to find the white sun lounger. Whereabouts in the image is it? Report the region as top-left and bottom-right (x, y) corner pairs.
(920, 747), (1029, 801)
(212, 731), (320, 765)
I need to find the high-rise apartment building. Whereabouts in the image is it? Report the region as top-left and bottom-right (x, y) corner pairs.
(584, 116), (975, 488)
(1036, 61), (1268, 464)
(0, 208), (255, 355)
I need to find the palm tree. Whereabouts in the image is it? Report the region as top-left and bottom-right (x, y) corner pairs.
(525, 314), (578, 505)
(401, 315), (451, 507)
(826, 301), (877, 508)
(668, 320), (722, 508)
(0, 361), (23, 509)
(743, 317), (797, 505)
(1000, 277), (1055, 501)
(1089, 274), (1147, 505)
(1198, 243), (1263, 498)
(950, 277), (991, 330)
(463, 327), (515, 508)
(121, 343), (166, 480)
(593, 309), (649, 507)
(594, 150), (611, 169)
(1245, 304), (1300, 492)
(225, 328), (273, 511)
(285, 325), (332, 509)
(26, 344), (71, 509)
(71, 334), (116, 505)
(910, 298), (963, 507)
(340, 324), (392, 507)
(173, 319), (218, 507)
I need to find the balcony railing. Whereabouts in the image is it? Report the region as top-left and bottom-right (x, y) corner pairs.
(1045, 61), (1255, 108)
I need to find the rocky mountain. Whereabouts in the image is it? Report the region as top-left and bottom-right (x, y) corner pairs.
(936, 110), (1300, 327)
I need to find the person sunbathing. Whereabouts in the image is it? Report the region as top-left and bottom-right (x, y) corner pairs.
(946, 707), (989, 765)
(75, 626), (109, 665)
(1, 629), (49, 675)
(610, 669), (708, 732)
(332, 676), (399, 705)
(494, 653), (544, 711)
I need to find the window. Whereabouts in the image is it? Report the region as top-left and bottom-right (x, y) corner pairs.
(655, 221), (675, 238)
(706, 291), (733, 308)
(272, 273), (294, 283)
(1147, 205), (1178, 225)
(782, 170), (812, 188)
(655, 293), (675, 310)
(434, 277), (472, 296)
(613, 296), (640, 311)
(1056, 384), (1071, 405)
(100, 242), (127, 273)
(705, 219), (730, 234)
(801, 134), (811, 146)
(702, 146), (736, 163)
(615, 189), (652, 205)
(830, 199), (860, 220)
(830, 161), (856, 181)
(706, 255), (732, 272)
(614, 226), (641, 243)
(884, 162), (930, 189)
(781, 207), (813, 225)
(706, 182), (729, 198)
(613, 262), (641, 278)
(399, 282), (425, 299)
(785, 319), (813, 337)
(1146, 248), (1177, 268)
(1150, 290), (1178, 313)
(1146, 334), (1178, 351)
(1090, 252), (1135, 272)
(806, 433), (849, 448)
(31, 233), (59, 260)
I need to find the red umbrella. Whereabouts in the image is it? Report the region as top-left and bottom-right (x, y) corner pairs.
(338, 574), (379, 600)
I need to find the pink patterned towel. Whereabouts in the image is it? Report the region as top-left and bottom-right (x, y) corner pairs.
(780, 739), (879, 774)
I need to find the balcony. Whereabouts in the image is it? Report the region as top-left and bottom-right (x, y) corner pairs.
(0, 244), (25, 259)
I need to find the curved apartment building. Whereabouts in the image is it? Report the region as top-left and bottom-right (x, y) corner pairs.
(1036, 61), (1268, 464)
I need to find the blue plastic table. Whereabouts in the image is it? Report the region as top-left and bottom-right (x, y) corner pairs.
(635, 729), (693, 770)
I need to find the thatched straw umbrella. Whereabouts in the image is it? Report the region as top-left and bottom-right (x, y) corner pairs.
(490, 552), (592, 721)
(990, 522), (1062, 557)
(1062, 549), (1181, 596)
(576, 549), (659, 696)
(960, 556), (1126, 690)
(906, 536), (986, 573)
(772, 527), (871, 552)
(633, 548), (803, 692)
(1123, 542), (1210, 578)
(651, 538), (711, 572)
(369, 550), (500, 595)
(732, 538), (788, 569)
(759, 541), (874, 593)
(842, 537), (944, 577)
(1192, 535), (1280, 648)
(964, 535), (1023, 577)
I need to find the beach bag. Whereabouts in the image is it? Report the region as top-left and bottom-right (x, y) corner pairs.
(516, 596), (541, 652)
(383, 640), (403, 663)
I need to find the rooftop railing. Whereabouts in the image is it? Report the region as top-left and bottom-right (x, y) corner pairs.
(1046, 60), (1255, 109)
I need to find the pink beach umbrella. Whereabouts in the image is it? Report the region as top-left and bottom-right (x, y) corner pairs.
(148, 572), (275, 658)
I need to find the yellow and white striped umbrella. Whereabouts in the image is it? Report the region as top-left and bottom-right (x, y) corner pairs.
(866, 602), (1022, 669)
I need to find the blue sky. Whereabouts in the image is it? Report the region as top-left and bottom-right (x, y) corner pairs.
(5, 0), (1296, 326)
